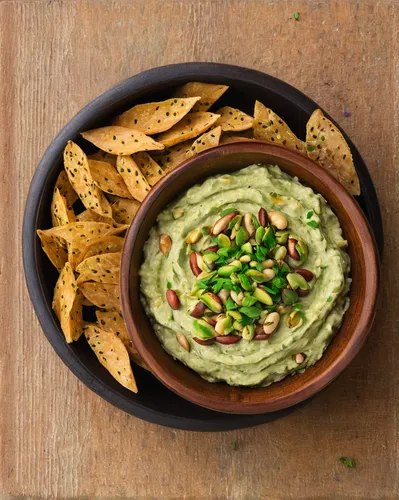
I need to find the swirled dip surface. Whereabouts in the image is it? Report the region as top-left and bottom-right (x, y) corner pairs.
(140, 165), (350, 387)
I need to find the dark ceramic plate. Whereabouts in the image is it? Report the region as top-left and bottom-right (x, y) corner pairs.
(23, 63), (383, 431)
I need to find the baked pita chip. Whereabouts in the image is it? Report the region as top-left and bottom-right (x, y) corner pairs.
(37, 230), (68, 271)
(215, 106), (253, 132)
(174, 82), (228, 112)
(54, 170), (78, 208)
(76, 252), (121, 285)
(51, 188), (76, 227)
(88, 159), (132, 198)
(40, 222), (126, 269)
(253, 101), (306, 154)
(114, 97), (201, 134)
(132, 152), (166, 187)
(79, 282), (121, 312)
(77, 235), (124, 265)
(112, 198), (141, 225)
(186, 126), (222, 158)
(40, 222), (124, 246)
(306, 109), (360, 195)
(52, 262), (83, 343)
(75, 209), (115, 224)
(81, 126), (164, 155)
(88, 150), (117, 168)
(95, 310), (148, 369)
(156, 112), (220, 147)
(84, 324), (137, 393)
(116, 155), (151, 202)
(151, 141), (191, 171)
(64, 141), (112, 217)
(220, 135), (256, 145)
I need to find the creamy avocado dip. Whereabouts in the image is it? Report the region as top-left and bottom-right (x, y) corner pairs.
(140, 165), (350, 387)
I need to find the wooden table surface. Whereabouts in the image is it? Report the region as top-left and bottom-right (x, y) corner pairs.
(1, 0), (398, 498)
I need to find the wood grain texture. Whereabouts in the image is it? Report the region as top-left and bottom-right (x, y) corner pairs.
(0, 0), (398, 498)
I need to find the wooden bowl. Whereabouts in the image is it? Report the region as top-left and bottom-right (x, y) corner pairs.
(121, 142), (379, 414)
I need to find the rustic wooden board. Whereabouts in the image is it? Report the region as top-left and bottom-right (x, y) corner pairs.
(0, 0), (398, 498)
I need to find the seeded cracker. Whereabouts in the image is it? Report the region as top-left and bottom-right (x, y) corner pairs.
(53, 170), (78, 208)
(78, 282), (121, 312)
(253, 101), (306, 154)
(51, 188), (76, 227)
(114, 97), (201, 134)
(151, 141), (191, 171)
(75, 209), (115, 224)
(64, 141), (112, 217)
(40, 221), (126, 269)
(174, 82), (229, 112)
(77, 235), (124, 265)
(96, 310), (148, 369)
(37, 230), (68, 271)
(88, 150), (117, 167)
(186, 126), (222, 158)
(52, 262), (83, 343)
(84, 324), (137, 392)
(306, 109), (360, 195)
(81, 126), (164, 155)
(116, 155), (151, 202)
(215, 106), (253, 132)
(76, 252), (121, 285)
(132, 151), (166, 187)
(112, 197), (141, 225)
(156, 112), (220, 147)
(87, 159), (132, 198)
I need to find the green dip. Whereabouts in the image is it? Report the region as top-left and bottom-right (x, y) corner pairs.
(140, 165), (350, 387)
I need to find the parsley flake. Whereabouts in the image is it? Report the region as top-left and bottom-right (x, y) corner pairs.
(293, 11), (300, 21)
(339, 457), (356, 468)
(166, 281), (172, 289)
(219, 207), (237, 217)
(307, 220), (319, 229)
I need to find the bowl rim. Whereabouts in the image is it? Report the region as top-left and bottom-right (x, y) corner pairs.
(121, 141), (380, 414)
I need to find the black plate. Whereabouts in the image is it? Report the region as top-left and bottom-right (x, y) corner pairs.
(22, 63), (383, 431)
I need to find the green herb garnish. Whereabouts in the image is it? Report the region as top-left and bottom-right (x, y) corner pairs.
(293, 11), (300, 21)
(255, 245), (268, 262)
(201, 227), (210, 236)
(167, 281), (172, 289)
(307, 145), (315, 152)
(238, 306), (262, 319)
(327, 296), (333, 302)
(339, 457), (356, 468)
(307, 220), (319, 229)
(231, 442), (238, 450)
(306, 210), (313, 219)
(225, 297), (237, 311)
(242, 295), (258, 307)
(219, 207), (237, 217)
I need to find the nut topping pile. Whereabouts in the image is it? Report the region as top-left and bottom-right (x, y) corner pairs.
(165, 207), (315, 347)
